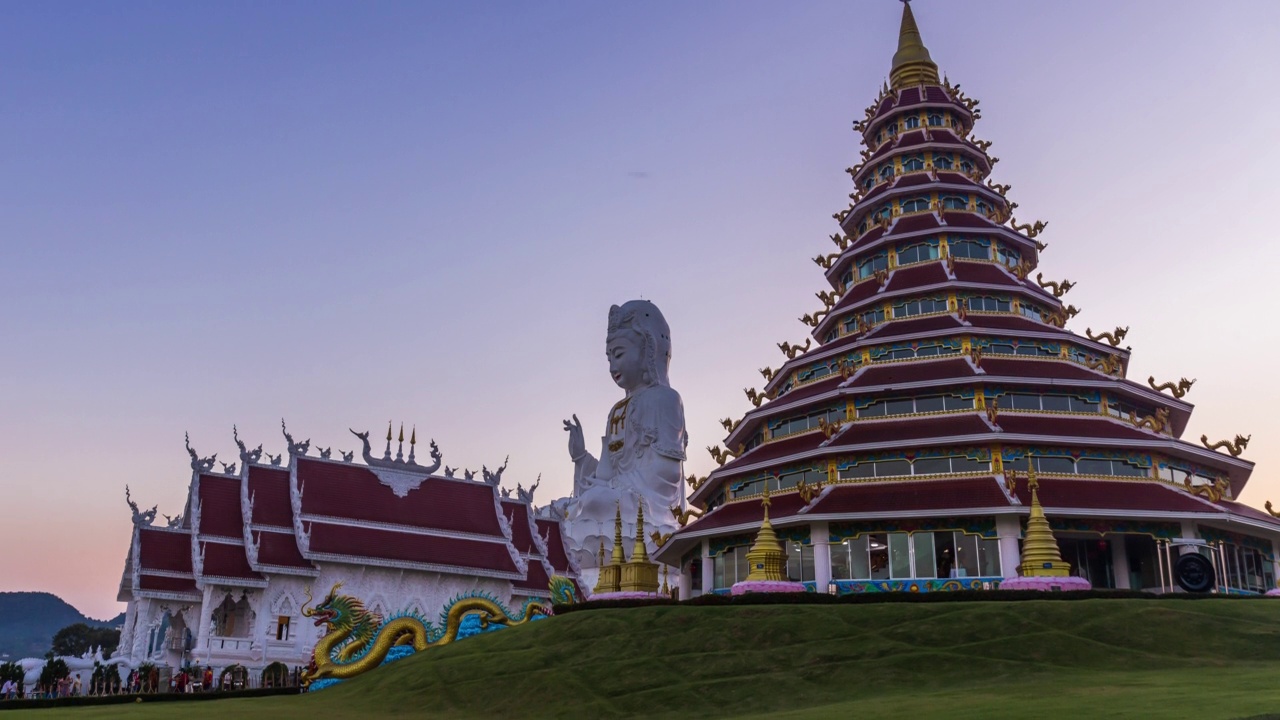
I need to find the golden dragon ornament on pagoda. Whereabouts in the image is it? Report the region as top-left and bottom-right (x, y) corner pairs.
(1148, 376), (1195, 398)
(300, 583), (550, 690)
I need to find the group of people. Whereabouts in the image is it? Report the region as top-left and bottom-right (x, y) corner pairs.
(168, 667), (214, 693)
(2, 675), (82, 700)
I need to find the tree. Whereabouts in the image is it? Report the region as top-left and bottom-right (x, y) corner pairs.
(50, 623), (119, 658)
(38, 658), (68, 688)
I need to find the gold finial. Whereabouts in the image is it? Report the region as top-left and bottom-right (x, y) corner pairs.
(398, 423), (404, 443)
(610, 502), (626, 565)
(890, 0), (940, 90)
(410, 426), (416, 445)
(631, 501), (650, 563)
(597, 538), (606, 565)
(386, 421), (393, 441)
(1018, 458), (1070, 577)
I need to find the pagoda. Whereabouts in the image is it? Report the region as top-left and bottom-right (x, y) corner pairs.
(656, 2), (1280, 597)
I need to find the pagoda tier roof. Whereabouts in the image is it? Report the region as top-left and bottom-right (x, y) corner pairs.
(846, 358), (976, 388)
(994, 414), (1157, 441)
(535, 518), (574, 574)
(979, 357), (1113, 381)
(866, 86), (972, 135)
(834, 216), (1039, 288)
(832, 414), (993, 447)
(720, 430), (828, 474)
(137, 574), (199, 597)
(1011, 478), (1218, 515)
(304, 521), (522, 578)
(848, 164), (1001, 227)
(196, 474), (246, 539)
(501, 499), (542, 555)
(200, 540), (263, 584)
(830, 261), (1055, 324)
(886, 260), (949, 291)
(137, 527), (193, 574)
(295, 457), (507, 539)
(252, 529), (314, 571)
(765, 375), (845, 413)
(853, 127), (982, 186)
(808, 477), (1012, 517)
(681, 492), (812, 534)
(862, 313), (963, 340)
(246, 465), (294, 528)
(1212, 500), (1280, 533)
(512, 558), (552, 593)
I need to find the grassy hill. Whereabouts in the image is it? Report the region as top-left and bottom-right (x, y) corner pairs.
(26, 599), (1280, 719)
(0, 592), (123, 660)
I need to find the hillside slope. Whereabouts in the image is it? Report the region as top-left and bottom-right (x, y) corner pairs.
(27, 599), (1280, 719)
(0, 592), (122, 660)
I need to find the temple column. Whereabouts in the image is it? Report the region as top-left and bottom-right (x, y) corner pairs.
(1179, 521), (1199, 554)
(811, 522), (831, 593)
(700, 538), (714, 594)
(1110, 535), (1131, 589)
(678, 561), (692, 599)
(1271, 539), (1280, 589)
(996, 514), (1022, 577)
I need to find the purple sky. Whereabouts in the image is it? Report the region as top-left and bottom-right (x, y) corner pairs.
(3, 1), (1279, 620)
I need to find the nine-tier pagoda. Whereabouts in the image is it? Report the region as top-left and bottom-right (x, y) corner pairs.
(656, 2), (1280, 597)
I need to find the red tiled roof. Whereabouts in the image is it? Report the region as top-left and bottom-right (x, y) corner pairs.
(1216, 500), (1280, 527)
(247, 466), (294, 527)
(138, 575), (199, 595)
(684, 492), (811, 533)
(535, 518), (573, 573)
(1012, 478), (1214, 514)
(893, 173), (933, 189)
(838, 278), (884, 309)
(254, 530), (312, 569)
(501, 500), (537, 554)
(770, 375), (843, 410)
(720, 430), (827, 473)
(996, 414), (1156, 441)
(197, 474), (244, 538)
(200, 542), (260, 581)
(965, 315), (1060, 333)
(513, 560), (551, 592)
(889, 213), (941, 236)
(845, 224), (886, 252)
(885, 261), (949, 292)
(306, 523), (519, 574)
(832, 414), (992, 447)
(847, 359), (976, 388)
(138, 528), (192, 573)
(809, 477), (1011, 515)
(979, 358), (1108, 382)
(941, 212), (997, 229)
(296, 458), (505, 537)
(867, 314), (962, 340)
(952, 262), (1018, 286)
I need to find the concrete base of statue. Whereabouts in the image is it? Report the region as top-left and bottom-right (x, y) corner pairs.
(1000, 575), (1092, 591)
(589, 590), (667, 601)
(731, 580), (808, 595)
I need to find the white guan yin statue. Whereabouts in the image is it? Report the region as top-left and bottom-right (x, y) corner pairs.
(555, 300), (687, 586)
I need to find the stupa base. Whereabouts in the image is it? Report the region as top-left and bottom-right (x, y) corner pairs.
(1265, 588), (1280, 597)
(731, 580), (808, 595)
(1000, 575), (1092, 592)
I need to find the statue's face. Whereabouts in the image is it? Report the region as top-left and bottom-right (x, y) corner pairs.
(607, 331), (645, 392)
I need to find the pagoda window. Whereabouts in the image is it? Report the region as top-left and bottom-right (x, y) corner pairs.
(974, 200), (992, 216)
(864, 177), (875, 191)
(897, 241), (940, 265)
(900, 196), (930, 213)
(959, 159), (975, 174)
(785, 542), (815, 583)
(892, 297), (948, 318)
(887, 122), (898, 136)
(904, 115), (920, 130)
(1031, 456), (1076, 474)
(879, 164), (894, 182)
(1106, 399), (1142, 422)
(902, 155), (925, 171)
(913, 455), (991, 475)
(1020, 303), (1042, 320)
(927, 113), (944, 127)
(857, 253), (889, 279)
(1015, 344), (1055, 357)
(941, 194), (969, 210)
(872, 204), (892, 222)
(966, 296), (1010, 313)
(770, 406), (844, 440)
(1076, 458), (1148, 478)
(949, 237), (990, 260)
(743, 430), (764, 452)
(996, 245), (1021, 267)
(858, 394), (971, 418)
(869, 534), (891, 579)
(934, 154), (954, 169)
(844, 307), (886, 333)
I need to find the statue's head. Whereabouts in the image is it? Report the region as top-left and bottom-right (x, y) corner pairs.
(606, 300), (672, 393)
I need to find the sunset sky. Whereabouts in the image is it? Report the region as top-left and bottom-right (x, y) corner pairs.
(3, 0), (1279, 620)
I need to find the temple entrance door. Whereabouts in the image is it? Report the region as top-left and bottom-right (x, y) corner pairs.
(1057, 537), (1115, 588)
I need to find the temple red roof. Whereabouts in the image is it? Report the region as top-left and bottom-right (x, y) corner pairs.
(996, 414), (1157, 441)
(808, 477), (1011, 515)
(1012, 478), (1216, 514)
(884, 261), (949, 292)
(721, 430), (827, 474)
(253, 530), (313, 570)
(138, 575), (199, 595)
(865, 314), (962, 340)
(305, 522), (521, 576)
(196, 474), (244, 538)
(501, 500), (538, 554)
(200, 541), (262, 582)
(847, 358), (976, 388)
(296, 458), (506, 538)
(512, 559), (551, 593)
(247, 466), (294, 528)
(832, 414), (991, 447)
(685, 492), (811, 533)
(137, 527), (193, 574)
(535, 518), (574, 574)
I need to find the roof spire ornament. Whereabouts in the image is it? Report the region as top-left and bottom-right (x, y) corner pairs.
(383, 421), (393, 460)
(408, 426), (417, 464)
(890, 0), (940, 90)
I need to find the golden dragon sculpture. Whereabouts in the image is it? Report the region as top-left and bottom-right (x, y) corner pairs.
(719, 417), (741, 433)
(686, 473), (709, 492)
(1131, 407), (1171, 435)
(1200, 434), (1250, 457)
(1035, 272), (1075, 298)
(1085, 353), (1124, 376)
(1185, 476), (1229, 503)
(1147, 376), (1195, 398)
(813, 252), (840, 269)
(708, 443), (742, 466)
(671, 505), (704, 528)
(1010, 218), (1048, 238)
(1085, 326), (1129, 347)
(778, 339), (812, 360)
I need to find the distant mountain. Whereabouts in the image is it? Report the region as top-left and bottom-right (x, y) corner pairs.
(0, 592), (122, 661)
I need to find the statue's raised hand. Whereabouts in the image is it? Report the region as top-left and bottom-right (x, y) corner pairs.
(563, 414), (586, 462)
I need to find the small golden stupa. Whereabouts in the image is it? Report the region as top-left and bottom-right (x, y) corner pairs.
(592, 501), (660, 595)
(744, 488), (787, 581)
(1017, 459), (1072, 577)
(592, 504), (625, 594)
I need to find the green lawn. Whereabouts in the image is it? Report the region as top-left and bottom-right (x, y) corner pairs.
(25, 599), (1280, 719)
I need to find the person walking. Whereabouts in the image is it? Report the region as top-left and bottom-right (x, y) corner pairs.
(1, 678), (16, 700)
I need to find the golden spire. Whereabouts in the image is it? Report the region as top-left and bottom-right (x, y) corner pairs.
(744, 487), (787, 581)
(631, 501), (650, 563)
(890, 0), (940, 90)
(1018, 458), (1071, 577)
(610, 502), (626, 565)
(410, 426), (416, 445)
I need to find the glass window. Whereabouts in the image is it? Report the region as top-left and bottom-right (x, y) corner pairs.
(1021, 304), (1042, 320)
(934, 155), (953, 169)
(735, 546), (749, 584)
(979, 538), (1001, 576)
(831, 540), (851, 580)
(996, 245), (1021, 267)
(1077, 458), (1111, 475)
(968, 296), (1010, 313)
(875, 459), (911, 477)
(949, 238), (990, 260)
(713, 552), (726, 589)
(868, 534), (890, 579)
(954, 533), (980, 577)
(950, 455), (992, 473)
(1112, 461), (1148, 478)
(904, 116), (920, 130)
(934, 532), (956, 578)
(928, 113), (944, 127)
(889, 533), (912, 579)
(941, 195), (969, 210)
(898, 242), (940, 264)
(879, 165), (894, 181)
(944, 395), (972, 411)
(885, 398), (915, 415)
(915, 396), (946, 413)
(913, 457), (951, 475)
(1069, 396), (1100, 413)
(858, 253), (889, 279)
(786, 543), (814, 582)
(1040, 395), (1072, 412)
(913, 532), (937, 579)
(900, 197), (930, 213)
(1033, 456), (1075, 474)
(887, 123), (898, 136)
(840, 462), (876, 480)
(902, 154), (925, 171)
(857, 401), (886, 418)
(849, 535), (870, 579)
(959, 159), (974, 173)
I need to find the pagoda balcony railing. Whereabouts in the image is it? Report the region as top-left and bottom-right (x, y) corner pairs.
(205, 636), (253, 653)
